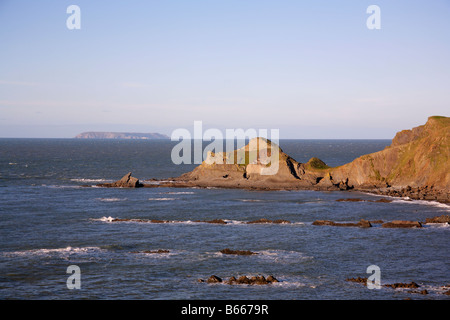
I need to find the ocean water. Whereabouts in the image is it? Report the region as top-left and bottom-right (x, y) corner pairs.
(0, 139), (449, 300)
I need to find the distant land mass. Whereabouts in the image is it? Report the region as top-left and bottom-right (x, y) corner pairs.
(75, 132), (169, 139)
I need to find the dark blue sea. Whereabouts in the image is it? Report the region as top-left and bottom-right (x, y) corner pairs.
(0, 139), (449, 300)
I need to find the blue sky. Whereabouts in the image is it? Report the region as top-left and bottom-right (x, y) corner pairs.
(0, 0), (449, 138)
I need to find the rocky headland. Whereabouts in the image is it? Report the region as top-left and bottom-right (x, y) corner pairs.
(98, 116), (449, 203)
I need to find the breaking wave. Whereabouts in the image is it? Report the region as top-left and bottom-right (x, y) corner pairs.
(70, 178), (113, 183)
(161, 191), (195, 195)
(1, 246), (105, 258)
(93, 217), (305, 226)
(392, 199), (450, 212)
(96, 198), (128, 202)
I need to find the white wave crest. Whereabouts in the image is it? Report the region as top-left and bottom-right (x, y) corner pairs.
(256, 249), (313, 263)
(424, 222), (450, 229)
(93, 216), (115, 222)
(71, 178), (113, 183)
(1, 246), (104, 257)
(96, 198), (127, 202)
(391, 199), (450, 212)
(161, 191), (195, 195)
(148, 198), (177, 201)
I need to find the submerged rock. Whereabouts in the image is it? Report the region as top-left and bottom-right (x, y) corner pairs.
(312, 219), (372, 228)
(141, 249), (170, 254)
(346, 277), (368, 285)
(199, 274), (279, 285)
(384, 282), (420, 289)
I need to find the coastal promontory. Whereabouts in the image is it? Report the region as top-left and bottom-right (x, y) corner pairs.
(102, 116), (450, 202)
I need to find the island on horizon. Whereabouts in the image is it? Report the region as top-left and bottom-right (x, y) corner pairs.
(75, 132), (169, 139)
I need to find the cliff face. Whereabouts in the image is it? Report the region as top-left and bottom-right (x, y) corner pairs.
(75, 132), (169, 139)
(174, 116), (449, 195)
(329, 116), (449, 190)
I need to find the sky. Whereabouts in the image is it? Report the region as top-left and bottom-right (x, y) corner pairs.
(0, 0), (449, 138)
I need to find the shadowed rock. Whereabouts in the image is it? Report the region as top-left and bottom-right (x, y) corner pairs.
(206, 275), (222, 283)
(220, 248), (257, 255)
(227, 275), (278, 285)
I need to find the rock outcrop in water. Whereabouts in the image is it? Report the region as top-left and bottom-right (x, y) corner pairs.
(98, 172), (143, 188)
(198, 275), (279, 285)
(163, 116), (449, 202)
(99, 116), (449, 202)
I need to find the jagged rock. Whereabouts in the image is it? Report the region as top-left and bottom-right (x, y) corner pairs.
(99, 172), (143, 188)
(206, 275), (222, 283)
(266, 275), (279, 283)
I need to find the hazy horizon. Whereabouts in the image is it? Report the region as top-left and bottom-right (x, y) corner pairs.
(1, 1), (449, 139)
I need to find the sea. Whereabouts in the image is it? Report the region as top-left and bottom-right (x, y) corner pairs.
(0, 139), (449, 300)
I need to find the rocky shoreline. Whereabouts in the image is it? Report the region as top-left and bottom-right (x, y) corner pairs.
(93, 116), (449, 205)
(94, 172), (450, 204)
